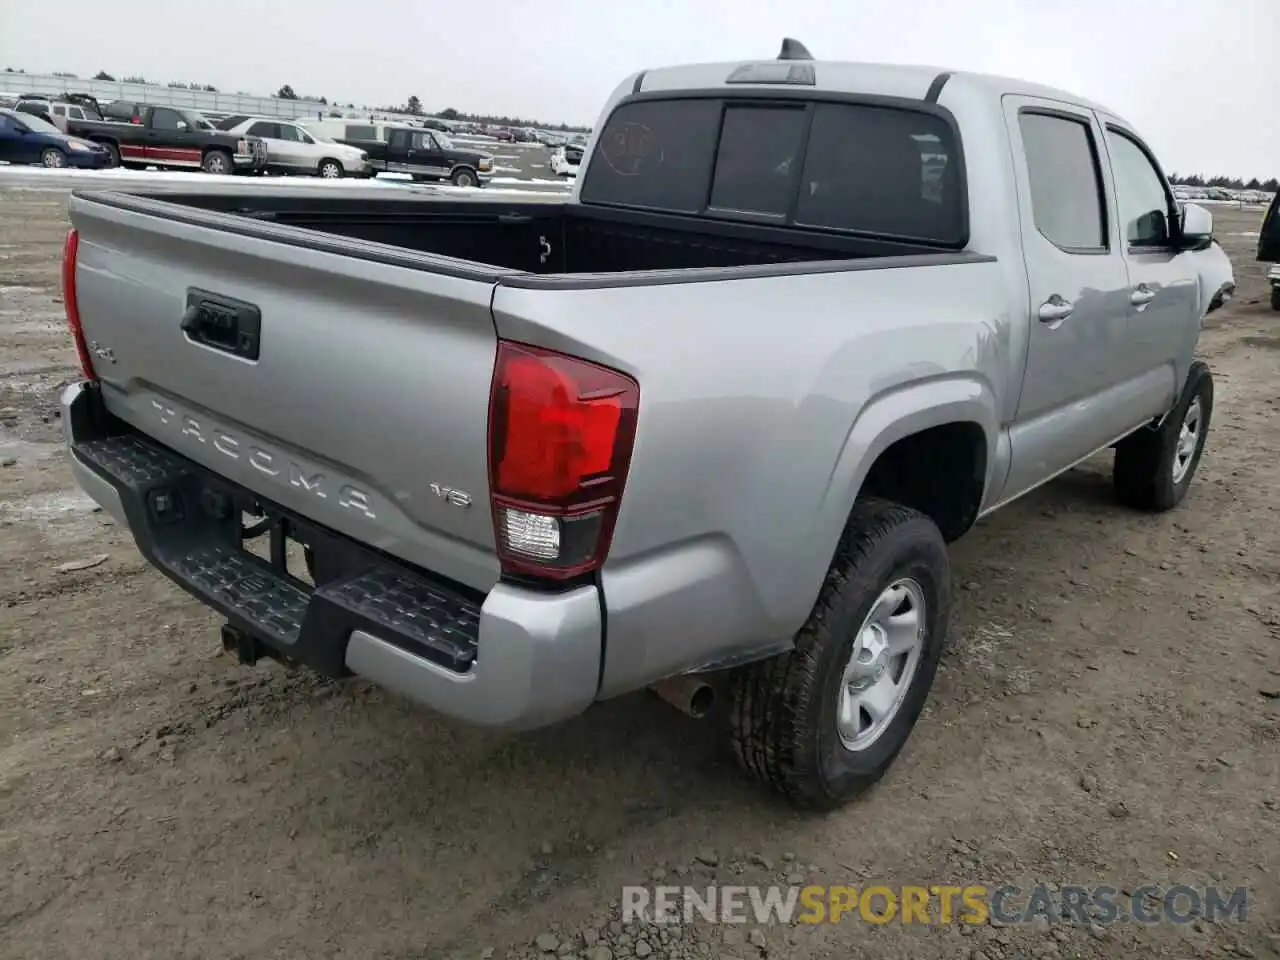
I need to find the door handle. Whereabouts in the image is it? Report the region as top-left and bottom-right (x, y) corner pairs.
(1037, 295), (1074, 324)
(1130, 284), (1156, 306)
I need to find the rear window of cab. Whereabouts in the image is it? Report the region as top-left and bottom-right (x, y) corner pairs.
(579, 96), (966, 247)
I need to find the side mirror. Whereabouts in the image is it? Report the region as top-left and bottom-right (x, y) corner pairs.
(176, 121), (188, 131)
(1179, 202), (1214, 251)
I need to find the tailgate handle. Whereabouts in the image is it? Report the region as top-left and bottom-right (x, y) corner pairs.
(181, 289), (262, 361)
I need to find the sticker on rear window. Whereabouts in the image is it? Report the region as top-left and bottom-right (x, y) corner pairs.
(599, 121), (663, 177)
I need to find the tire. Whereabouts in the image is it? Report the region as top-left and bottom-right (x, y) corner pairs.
(41, 148), (67, 169)
(1270, 286), (1280, 311)
(98, 142), (120, 168)
(450, 167), (477, 188)
(318, 158), (343, 179)
(202, 149), (233, 175)
(729, 498), (952, 810)
(1114, 360), (1213, 511)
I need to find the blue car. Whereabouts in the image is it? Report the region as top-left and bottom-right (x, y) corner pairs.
(0, 107), (113, 169)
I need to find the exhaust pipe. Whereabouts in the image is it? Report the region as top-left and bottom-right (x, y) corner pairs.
(650, 674), (716, 719)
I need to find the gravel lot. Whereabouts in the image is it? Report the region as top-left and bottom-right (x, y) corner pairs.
(0, 185), (1277, 960)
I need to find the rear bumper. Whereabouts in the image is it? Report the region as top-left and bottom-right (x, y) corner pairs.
(60, 381), (602, 730)
(1268, 265), (1280, 283)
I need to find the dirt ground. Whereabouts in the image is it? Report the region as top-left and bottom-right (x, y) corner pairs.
(0, 182), (1277, 960)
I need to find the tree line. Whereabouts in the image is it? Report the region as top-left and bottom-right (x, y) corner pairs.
(1169, 172), (1278, 192)
(367, 99), (588, 132)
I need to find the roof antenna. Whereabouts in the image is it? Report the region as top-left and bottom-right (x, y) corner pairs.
(778, 38), (813, 61)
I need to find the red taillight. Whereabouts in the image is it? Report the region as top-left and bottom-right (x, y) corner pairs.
(487, 341), (639, 580)
(61, 228), (96, 381)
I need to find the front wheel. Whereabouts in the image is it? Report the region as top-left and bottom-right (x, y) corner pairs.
(450, 167), (477, 188)
(202, 150), (233, 175)
(41, 148), (67, 169)
(729, 498), (951, 810)
(1114, 360), (1213, 511)
(318, 159), (343, 179)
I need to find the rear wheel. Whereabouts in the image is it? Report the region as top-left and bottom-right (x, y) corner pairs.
(450, 167), (477, 188)
(202, 149), (233, 175)
(97, 142), (121, 168)
(318, 158), (343, 179)
(729, 498), (951, 810)
(41, 148), (67, 169)
(1270, 286), (1280, 311)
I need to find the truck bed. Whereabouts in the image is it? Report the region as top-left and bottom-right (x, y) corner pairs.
(87, 189), (957, 275)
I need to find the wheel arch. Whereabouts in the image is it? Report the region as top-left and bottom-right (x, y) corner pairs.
(789, 377), (999, 627)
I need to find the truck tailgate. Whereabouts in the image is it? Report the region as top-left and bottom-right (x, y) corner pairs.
(68, 192), (506, 593)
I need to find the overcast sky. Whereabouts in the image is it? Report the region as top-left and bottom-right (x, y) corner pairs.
(1, 0), (1274, 179)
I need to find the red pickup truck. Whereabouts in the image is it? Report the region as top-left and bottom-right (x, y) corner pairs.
(65, 104), (268, 174)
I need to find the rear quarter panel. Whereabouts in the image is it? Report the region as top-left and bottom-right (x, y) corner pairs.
(492, 258), (1010, 694)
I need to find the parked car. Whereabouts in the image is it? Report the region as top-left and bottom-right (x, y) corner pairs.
(549, 143), (582, 177)
(1258, 191), (1280, 310)
(14, 97), (54, 122)
(224, 117), (371, 178)
(303, 121), (493, 186)
(19, 96), (107, 132)
(0, 107), (113, 169)
(213, 114), (253, 132)
(58, 41), (1232, 808)
(64, 104), (267, 173)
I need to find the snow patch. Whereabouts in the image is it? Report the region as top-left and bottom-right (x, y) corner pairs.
(490, 177), (572, 188)
(0, 165), (570, 198)
(0, 489), (104, 543)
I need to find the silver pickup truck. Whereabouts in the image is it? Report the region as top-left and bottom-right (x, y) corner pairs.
(60, 41), (1234, 809)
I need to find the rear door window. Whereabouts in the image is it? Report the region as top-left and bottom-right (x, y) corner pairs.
(580, 95), (965, 245)
(345, 124), (376, 140)
(1017, 112), (1107, 252)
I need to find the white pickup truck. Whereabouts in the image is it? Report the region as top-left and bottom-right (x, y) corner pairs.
(59, 41), (1233, 808)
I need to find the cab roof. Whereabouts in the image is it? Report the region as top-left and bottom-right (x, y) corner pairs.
(633, 40), (1120, 122)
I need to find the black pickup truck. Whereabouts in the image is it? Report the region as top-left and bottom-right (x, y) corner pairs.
(338, 125), (493, 187)
(65, 104), (268, 174)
